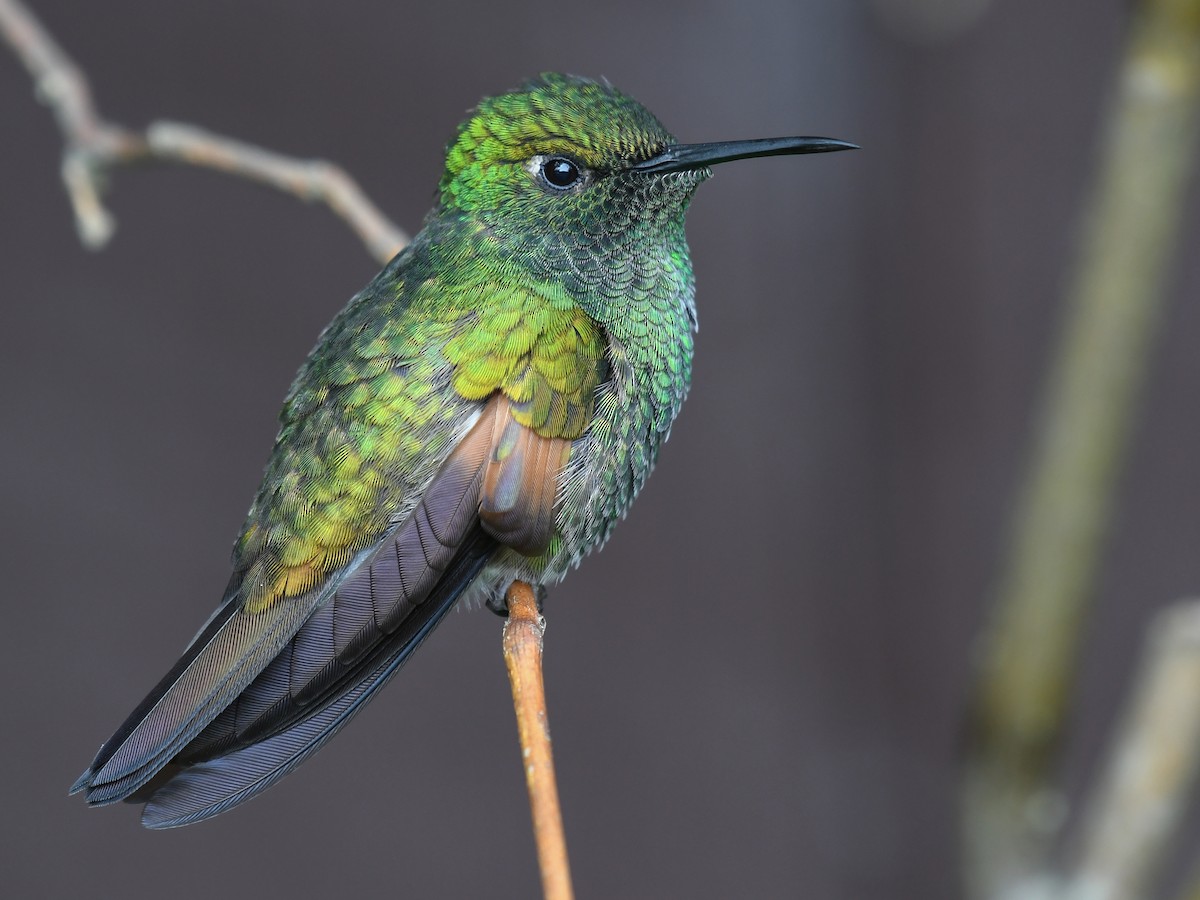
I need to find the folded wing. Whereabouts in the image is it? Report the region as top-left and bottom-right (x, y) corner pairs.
(73, 395), (565, 819)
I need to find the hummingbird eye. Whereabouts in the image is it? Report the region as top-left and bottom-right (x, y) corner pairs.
(537, 156), (583, 190)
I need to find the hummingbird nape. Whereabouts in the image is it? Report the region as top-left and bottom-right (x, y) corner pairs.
(71, 73), (855, 828)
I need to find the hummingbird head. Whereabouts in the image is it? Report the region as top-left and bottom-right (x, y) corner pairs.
(438, 74), (690, 240)
(436, 73), (854, 322)
(438, 72), (854, 242)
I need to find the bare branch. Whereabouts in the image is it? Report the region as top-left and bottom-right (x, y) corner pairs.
(502, 581), (574, 900)
(0, 0), (408, 262)
(146, 122), (408, 264)
(1065, 600), (1200, 900)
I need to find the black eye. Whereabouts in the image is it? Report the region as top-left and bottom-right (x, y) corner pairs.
(541, 156), (582, 189)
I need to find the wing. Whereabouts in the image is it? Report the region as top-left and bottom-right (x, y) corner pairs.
(73, 225), (606, 822)
(73, 394), (501, 805)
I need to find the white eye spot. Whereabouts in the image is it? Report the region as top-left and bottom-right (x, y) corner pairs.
(530, 154), (585, 191)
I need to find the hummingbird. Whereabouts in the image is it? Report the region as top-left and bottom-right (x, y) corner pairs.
(71, 73), (855, 827)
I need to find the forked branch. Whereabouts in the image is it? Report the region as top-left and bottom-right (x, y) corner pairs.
(0, 0), (408, 263)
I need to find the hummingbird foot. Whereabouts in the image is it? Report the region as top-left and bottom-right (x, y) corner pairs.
(486, 581), (547, 617)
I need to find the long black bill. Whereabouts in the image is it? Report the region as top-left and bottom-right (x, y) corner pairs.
(631, 136), (858, 174)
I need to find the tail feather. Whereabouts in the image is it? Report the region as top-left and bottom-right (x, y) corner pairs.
(72, 588), (322, 804)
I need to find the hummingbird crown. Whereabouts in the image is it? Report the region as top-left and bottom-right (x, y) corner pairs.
(440, 73), (673, 205)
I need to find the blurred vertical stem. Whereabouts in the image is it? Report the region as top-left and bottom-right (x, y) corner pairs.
(1066, 601), (1200, 900)
(964, 0), (1200, 895)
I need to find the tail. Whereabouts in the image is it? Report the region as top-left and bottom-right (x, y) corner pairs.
(139, 529), (493, 828)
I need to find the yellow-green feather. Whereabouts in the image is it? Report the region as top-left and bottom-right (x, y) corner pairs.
(233, 227), (604, 615)
(443, 280), (601, 439)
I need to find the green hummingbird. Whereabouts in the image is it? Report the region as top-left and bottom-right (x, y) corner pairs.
(71, 73), (854, 827)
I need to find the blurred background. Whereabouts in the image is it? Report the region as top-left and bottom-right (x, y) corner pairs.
(2, 1), (1198, 897)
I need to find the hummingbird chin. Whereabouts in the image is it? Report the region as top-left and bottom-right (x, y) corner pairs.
(72, 73), (855, 827)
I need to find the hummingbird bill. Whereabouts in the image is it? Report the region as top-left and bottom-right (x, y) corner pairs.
(72, 74), (855, 827)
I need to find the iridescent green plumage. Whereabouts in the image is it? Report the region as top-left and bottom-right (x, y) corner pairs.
(72, 73), (854, 826)
(234, 74), (700, 616)
(235, 225), (607, 614)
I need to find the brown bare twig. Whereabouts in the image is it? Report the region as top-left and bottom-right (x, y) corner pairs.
(503, 581), (574, 900)
(0, 0), (408, 263)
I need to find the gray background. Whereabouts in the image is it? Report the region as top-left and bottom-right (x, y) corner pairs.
(2, 1), (1198, 897)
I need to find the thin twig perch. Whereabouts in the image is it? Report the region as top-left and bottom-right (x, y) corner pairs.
(503, 581), (574, 900)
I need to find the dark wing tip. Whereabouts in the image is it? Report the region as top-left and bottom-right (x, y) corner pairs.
(69, 768), (92, 796)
